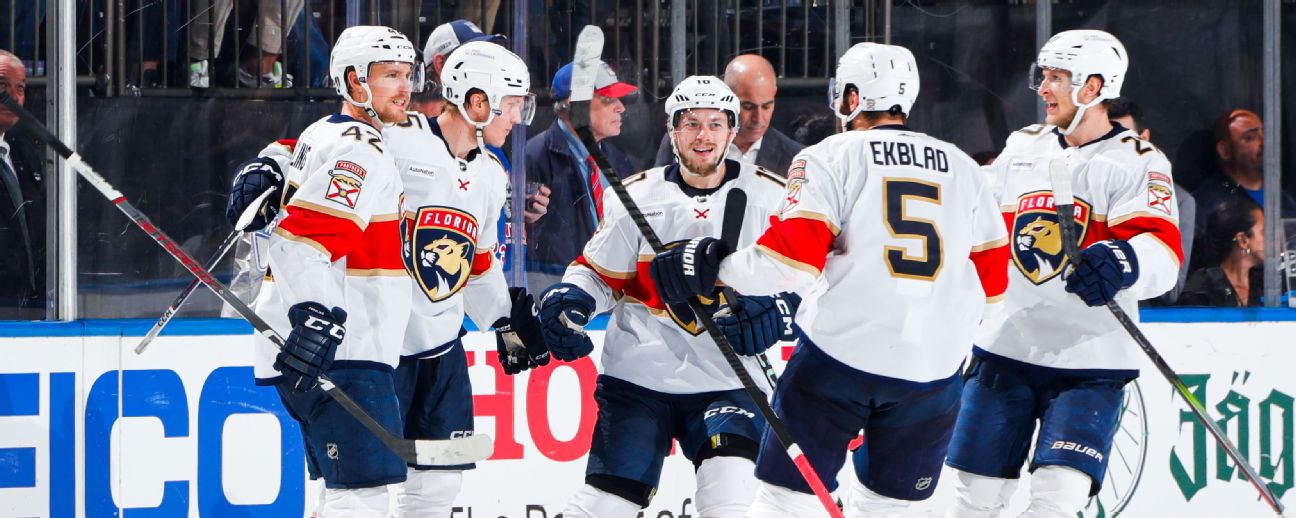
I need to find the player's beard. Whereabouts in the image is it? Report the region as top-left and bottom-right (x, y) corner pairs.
(1046, 102), (1078, 129)
(680, 152), (722, 177)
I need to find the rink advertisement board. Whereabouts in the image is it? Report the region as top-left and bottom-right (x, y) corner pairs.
(1, 316), (1295, 517)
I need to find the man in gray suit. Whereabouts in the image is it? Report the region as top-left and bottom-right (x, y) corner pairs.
(654, 54), (803, 175)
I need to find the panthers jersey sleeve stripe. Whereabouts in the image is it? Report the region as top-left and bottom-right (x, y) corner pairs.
(753, 214), (836, 275)
(1109, 213), (1183, 265)
(969, 238), (1010, 300)
(343, 217), (403, 272)
(275, 203), (365, 261)
(469, 251), (493, 278)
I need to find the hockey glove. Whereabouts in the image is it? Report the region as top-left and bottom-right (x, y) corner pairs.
(275, 301), (346, 391)
(649, 237), (731, 304)
(1065, 240), (1139, 307)
(715, 293), (801, 356)
(493, 288), (552, 375)
(538, 283), (596, 362)
(226, 156), (285, 231)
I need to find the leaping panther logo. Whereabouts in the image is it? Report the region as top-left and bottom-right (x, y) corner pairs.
(403, 207), (480, 302)
(1011, 191), (1090, 285)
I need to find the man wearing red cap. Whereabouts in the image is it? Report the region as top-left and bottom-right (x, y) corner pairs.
(523, 59), (638, 289)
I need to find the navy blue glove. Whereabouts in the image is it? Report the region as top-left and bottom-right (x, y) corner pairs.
(493, 288), (551, 375)
(1065, 240), (1139, 306)
(538, 283), (596, 362)
(649, 237), (731, 304)
(716, 293), (801, 356)
(226, 157), (285, 231)
(275, 301), (347, 391)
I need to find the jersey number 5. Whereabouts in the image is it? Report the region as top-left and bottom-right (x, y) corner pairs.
(883, 179), (943, 281)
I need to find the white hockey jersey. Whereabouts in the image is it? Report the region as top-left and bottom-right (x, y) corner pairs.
(564, 160), (788, 394)
(389, 112), (512, 357)
(718, 126), (1010, 384)
(254, 113), (412, 382)
(974, 123), (1182, 374)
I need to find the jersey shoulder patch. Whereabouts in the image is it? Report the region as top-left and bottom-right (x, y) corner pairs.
(622, 169), (652, 187)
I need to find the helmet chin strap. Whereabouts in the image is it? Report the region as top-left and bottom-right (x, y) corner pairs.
(1058, 86), (1103, 137)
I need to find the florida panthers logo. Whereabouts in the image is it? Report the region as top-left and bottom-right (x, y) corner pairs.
(403, 207), (479, 302)
(1011, 191), (1091, 285)
(660, 239), (731, 335)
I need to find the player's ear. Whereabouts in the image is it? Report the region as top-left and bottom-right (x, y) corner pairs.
(1080, 75), (1103, 104)
(346, 68), (367, 103)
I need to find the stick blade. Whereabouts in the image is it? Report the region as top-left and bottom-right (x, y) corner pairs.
(1048, 158), (1073, 204)
(414, 433), (495, 466)
(569, 26), (605, 102)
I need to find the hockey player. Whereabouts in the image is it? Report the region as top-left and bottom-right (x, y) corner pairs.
(251, 26), (417, 516)
(648, 43), (1010, 517)
(943, 30), (1181, 518)
(389, 40), (548, 517)
(537, 76), (796, 518)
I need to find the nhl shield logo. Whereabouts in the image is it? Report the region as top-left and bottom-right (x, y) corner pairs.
(403, 206), (480, 302)
(1011, 191), (1091, 285)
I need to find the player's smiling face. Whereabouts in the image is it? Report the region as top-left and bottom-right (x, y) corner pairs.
(1036, 68), (1077, 127)
(367, 61), (414, 124)
(673, 108), (735, 176)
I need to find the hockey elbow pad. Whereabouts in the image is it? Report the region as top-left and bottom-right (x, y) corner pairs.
(1065, 240), (1139, 306)
(649, 237), (731, 304)
(494, 287), (551, 375)
(538, 283), (596, 362)
(715, 292), (800, 356)
(227, 156), (285, 231)
(276, 301), (346, 391)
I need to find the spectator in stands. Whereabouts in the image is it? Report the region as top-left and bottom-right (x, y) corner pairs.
(1107, 97), (1196, 305)
(654, 54), (804, 175)
(1192, 109), (1296, 238)
(187, 0), (305, 88)
(524, 59), (636, 289)
(1179, 196), (1265, 307)
(0, 50), (46, 319)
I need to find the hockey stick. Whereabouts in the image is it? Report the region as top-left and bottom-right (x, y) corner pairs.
(134, 228), (242, 354)
(135, 186), (279, 355)
(0, 92), (492, 467)
(717, 188), (779, 391)
(568, 26), (843, 517)
(1048, 158), (1287, 516)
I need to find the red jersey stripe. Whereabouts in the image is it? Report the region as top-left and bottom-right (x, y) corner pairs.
(1110, 215), (1184, 265)
(346, 219), (404, 271)
(470, 250), (493, 277)
(970, 242), (1010, 299)
(277, 205), (365, 261)
(754, 215), (835, 275)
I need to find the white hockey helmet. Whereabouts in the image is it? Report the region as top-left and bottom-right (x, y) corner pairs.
(829, 42), (919, 126)
(329, 26), (420, 121)
(1031, 30), (1128, 135)
(440, 40), (536, 129)
(665, 76), (740, 167)
(664, 75), (741, 128)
